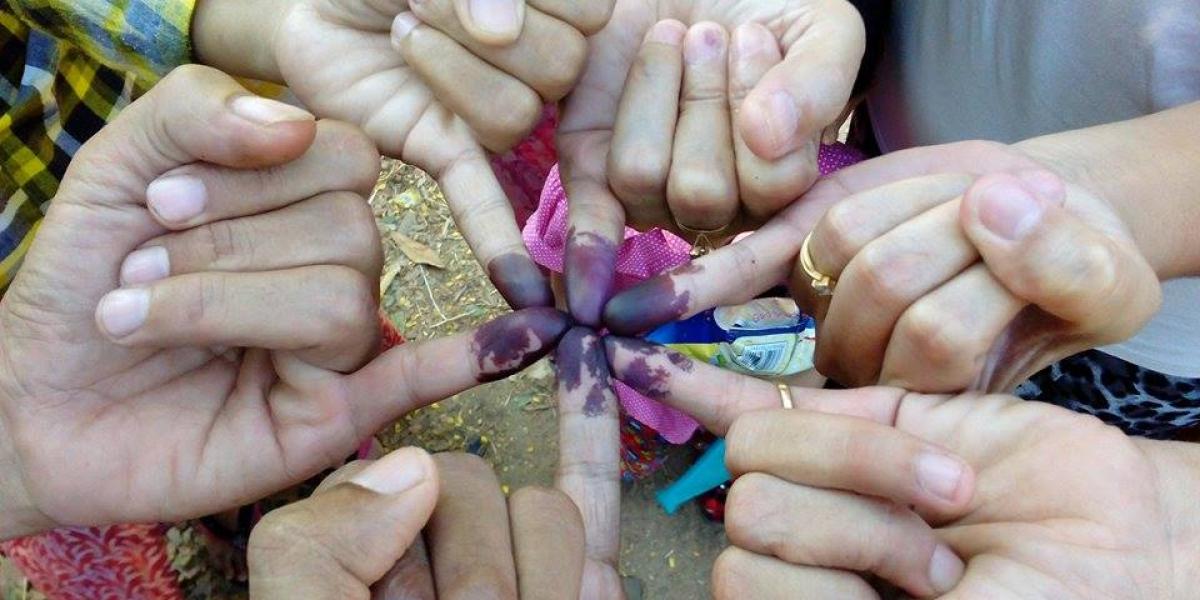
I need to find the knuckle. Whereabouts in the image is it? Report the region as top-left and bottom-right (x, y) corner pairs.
(160, 64), (211, 91)
(489, 88), (543, 148)
(741, 167), (810, 213)
(723, 413), (768, 475)
(199, 219), (246, 267)
(669, 170), (737, 217)
(317, 122), (381, 194)
(184, 274), (229, 330)
(320, 267), (377, 335)
(435, 451), (493, 480)
(711, 547), (754, 599)
(817, 202), (869, 268)
(897, 302), (972, 372)
(537, 32), (588, 100)
(609, 149), (669, 199)
(853, 243), (916, 307)
(327, 192), (384, 274)
(569, 2), (616, 35)
(441, 569), (516, 600)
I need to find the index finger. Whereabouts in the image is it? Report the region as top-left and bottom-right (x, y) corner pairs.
(406, 115), (553, 309)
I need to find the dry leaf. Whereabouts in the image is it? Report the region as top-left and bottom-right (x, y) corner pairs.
(380, 264), (402, 296)
(391, 232), (445, 269)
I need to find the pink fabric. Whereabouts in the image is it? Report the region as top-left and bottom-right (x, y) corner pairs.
(524, 143), (866, 443)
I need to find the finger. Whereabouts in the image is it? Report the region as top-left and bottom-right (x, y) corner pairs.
(725, 473), (965, 597)
(607, 19), (686, 229)
(403, 111), (552, 309)
(726, 410), (975, 518)
(427, 453), (518, 599)
(249, 448), (438, 599)
(667, 22), (738, 231)
(713, 547), (878, 600)
(508, 487), (586, 599)
(879, 265), (1026, 392)
(96, 266), (380, 372)
(806, 174), (974, 278)
(527, 0), (614, 34)
(396, 17), (544, 152)
(728, 22), (815, 220)
(562, 188), (622, 327)
(67, 66), (316, 210)
(345, 307), (571, 422)
(960, 172), (1162, 342)
(817, 200), (978, 386)
(737, 2), (864, 160)
(140, 120), (378, 230)
(604, 336), (905, 434)
(372, 535), (437, 600)
(404, 2), (586, 102)
(449, 0), (526, 45)
(123, 191), (382, 286)
(554, 328), (621, 566)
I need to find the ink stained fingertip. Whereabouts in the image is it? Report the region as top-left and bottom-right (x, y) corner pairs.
(555, 327), (613, 417)
(488, 253), (554, 309)
(602, 263), (703, 336)
(472, 307), (571, 382)
(565, 229), (618, 327)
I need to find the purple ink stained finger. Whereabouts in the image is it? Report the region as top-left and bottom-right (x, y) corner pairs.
(602, 263), (704, 336)
(472, 307), (572, 382)
(564, 229), (618, 327)
(603, 336), (694, 400)
(556, 326), (614, 417)
(487, 253), (554, 309)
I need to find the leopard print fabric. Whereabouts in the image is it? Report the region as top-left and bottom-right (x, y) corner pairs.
(1017, 350), (1200, 439)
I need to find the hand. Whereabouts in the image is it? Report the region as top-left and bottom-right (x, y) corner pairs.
(195, 0), (616, 309)
(603, 142), (1162, 392)
(248, 328), (626, 599)
(0, 66), (570, 539)
(557, 0), (865, 325)
(604, 337), (1193, 599)
(249, 451), (586, 598)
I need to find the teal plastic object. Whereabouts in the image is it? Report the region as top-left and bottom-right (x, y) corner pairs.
(656, 439), (731, 515)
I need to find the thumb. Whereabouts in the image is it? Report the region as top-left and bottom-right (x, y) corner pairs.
(248, 448), (439, 599)
(736, 1), (864, 160)
(961, 171), (1162, 343)
(64, 64), (316, 208)
(452, 0), (527, 45)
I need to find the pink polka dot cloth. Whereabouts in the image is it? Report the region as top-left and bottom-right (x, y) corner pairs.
(523, 143), (865, 443)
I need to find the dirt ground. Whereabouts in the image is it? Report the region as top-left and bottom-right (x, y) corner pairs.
(372, 160), (727, 599)
(0, 160), (724, 599)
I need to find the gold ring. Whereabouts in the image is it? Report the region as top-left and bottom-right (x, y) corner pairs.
(800, 232), (837, 297)
(674, 219), (732, 258)
(777, 383), (794, 410)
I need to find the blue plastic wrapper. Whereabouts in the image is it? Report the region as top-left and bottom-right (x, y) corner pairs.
(645, 297), (816, 377)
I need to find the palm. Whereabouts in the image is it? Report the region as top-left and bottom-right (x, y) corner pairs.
(276, 0), (476, 161)
(905, 396), (1170, 598)
(0, 142), (356, 530)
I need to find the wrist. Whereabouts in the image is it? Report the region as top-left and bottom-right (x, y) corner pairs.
(1138, 438), (1200, 597)
(0, 386), (53, 541)
(193, 0), (291, 84)
(1015, 105), (1200, 279)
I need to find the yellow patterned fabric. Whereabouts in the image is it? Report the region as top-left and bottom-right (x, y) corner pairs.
(0, 0), (195, 290)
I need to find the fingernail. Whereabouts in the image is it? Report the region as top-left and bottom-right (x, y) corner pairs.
(147, 175), (207, 224)
(120, 247), (170, 286)
(915, 452), (966, 503)
(391, 12), (420, 50)
(645, 20), (686, 46)
(230, 96), (314, 126)
(976, 179), (1044, 241)
(97, 289), (150, 338)
(685, 24), (726, 64)
(350, 448), (431, 495)
(469, 0), (520, 37)
(928, 543), (966, 593)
